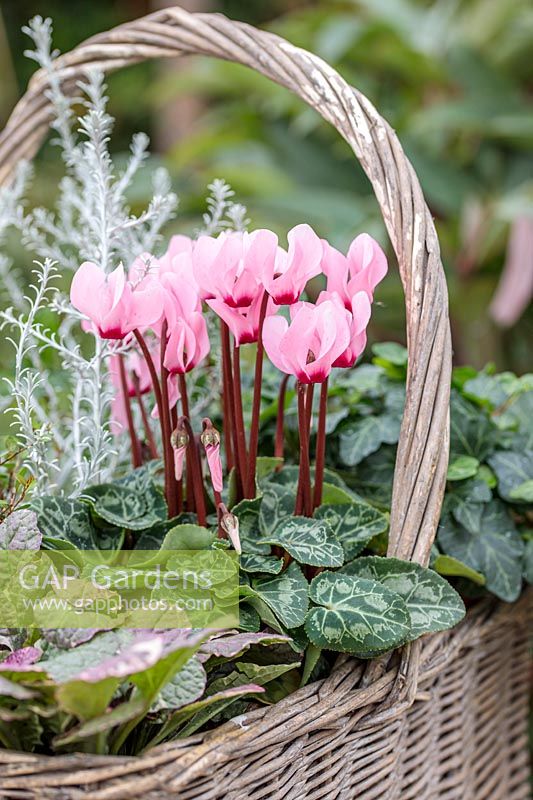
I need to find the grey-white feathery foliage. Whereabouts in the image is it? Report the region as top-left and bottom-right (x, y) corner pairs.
(0, 17), (177, 493)
(1, 17), (249, 496)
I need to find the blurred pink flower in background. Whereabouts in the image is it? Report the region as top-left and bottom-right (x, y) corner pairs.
(490, 216), (533, 328)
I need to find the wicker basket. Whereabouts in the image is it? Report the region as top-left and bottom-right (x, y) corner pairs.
(0, 7), (530, 799)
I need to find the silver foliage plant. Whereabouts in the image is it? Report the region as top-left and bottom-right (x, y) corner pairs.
(0, 17), (248, 495)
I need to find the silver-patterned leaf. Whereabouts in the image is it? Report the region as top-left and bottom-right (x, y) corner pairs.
(305, 572), (411, 656)
(240, 554), (283, 574)
(258, 484), (295, 536)
(341, 557), (465, 639)
(314, 502), (388, 560)
(260, 517), (344, 567)
(251, 562), (309, 629)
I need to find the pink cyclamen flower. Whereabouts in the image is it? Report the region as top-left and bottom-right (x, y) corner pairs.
(262, 300), (351, 384)
(201, 419), (223, 493)
(262, 223), (322, 305)
(317, 291), (372, 368)
(207, 291), (276, 347)
(163, 313), (210, 375)
(70, 261), (163, 339)
(321, 233), (387, 309)
(193, 229), (277, 307)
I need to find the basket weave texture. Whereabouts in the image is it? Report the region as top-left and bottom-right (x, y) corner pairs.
(0, 6), (530, 799)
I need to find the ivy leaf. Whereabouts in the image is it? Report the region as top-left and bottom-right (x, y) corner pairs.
(314, 502), (388, 560)
(432, 554), (485, 586)
(232, 497), (269, 555)
(260, 517), (344, 567)
(31, 497), (98, 549)
(81, 483), (166, 530)
(258, 484), (294, 536)
(487, 450), (533, 503)
(349, 446), (396, 509)
(462, 373), (507, 409)
(443, 478), (492, 534)
(339, 414), (401, 467)
(372, 341), (408, 367)
(251, 562), (309, 629)
(0, 510), (42, 550)
(240, 554), (283, 574)
(438, 502), (524, 602)
(446, 455), (479, 481)
(510, 480), (533, 502)
(450, 390), (497, 461)
(305, 572), (411, 656)
(341, 557), (465, 639)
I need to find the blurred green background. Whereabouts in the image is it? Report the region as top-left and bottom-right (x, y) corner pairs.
(1, 0), (532, 370)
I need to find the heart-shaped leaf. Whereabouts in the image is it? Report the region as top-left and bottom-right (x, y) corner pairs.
(447, 455), (479, 481)
(240, 554), (283, 574)
(251, 562), (309, 629)
(314, 502), (388, 560)
(260, 517), (344, 567)
(305, 572), (411, 656)
(341, 557), (465, 639)
(81, 483), (166, 530)
(258, 484), (294, 536)
(488, 450), (533, 503)
(232, 497), (269, 554)
(438, 501), (524, 601)
(32, 497), (98, 549)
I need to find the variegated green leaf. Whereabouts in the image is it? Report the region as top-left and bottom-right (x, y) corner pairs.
(259, 484), (294, 536)
(251, 562), (309, 629)
(305, 572), (411, 656)
(232, 497), (269, 554)
(81, 483), (166, 530)
(31, 497), (98, 549)
(240, 554), (283, 574)
(341, 557), (465, 639)
(260, 517), (344, 567)
(314, 502), (388, 560)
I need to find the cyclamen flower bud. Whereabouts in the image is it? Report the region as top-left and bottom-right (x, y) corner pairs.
(200, 419), (223, 493)
(170, 426), (189, 481)
(217, 503), (241, 554)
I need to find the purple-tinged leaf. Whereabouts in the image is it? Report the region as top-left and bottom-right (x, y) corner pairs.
(41, 628), (102, 649)
(0, 510), (42, 550)
(201, 632), (291, 660)
(2, 647), (41, 667)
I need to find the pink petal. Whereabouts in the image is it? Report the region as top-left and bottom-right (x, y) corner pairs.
(70, 262), (107, 324)
(347, 233), (387, 297)
(205, 443), (223, 492)
(173, 444), (187, 480)
(262, 315), (292, 375)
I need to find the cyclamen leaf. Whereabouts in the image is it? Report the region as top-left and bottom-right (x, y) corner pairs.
(305, 572), (411, 656)
(260, 517), (344, 568)
(81, 483), (166, 530)
(487, 450), (533, 503)
(232, 497), (269, 555)
(259, 484), (294, 536)
(0, 510), (42, 550)
(161, 524), (216, 550)
(341, 557), (465, 639)
(314, 502), (388, 560)
(339, 414), (401, 467)
(251, 562), (309, 629)
(31, 497), (97, 549)
(438, 502), (524, 602)
(240, 554), (283, 574)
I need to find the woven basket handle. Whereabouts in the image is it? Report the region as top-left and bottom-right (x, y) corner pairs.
(0, 6), (452, 566)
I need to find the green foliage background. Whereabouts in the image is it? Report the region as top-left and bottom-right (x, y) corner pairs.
(1, 0), (532, 371)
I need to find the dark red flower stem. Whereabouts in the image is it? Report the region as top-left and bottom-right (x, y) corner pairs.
(221, 321), (242, 498)
(180, 416), (207, 527)
(295, 381), (312, 517)
(232, 344), (248, 495)
(118, 355), (142, 468)
(132, 374), (158, 460)
(274, 374), (290, 461)
(313, 378), (328, 510)
(178, 374), (195, 513)
(246, 291), (269, 498)
(170, 402), (182, 515)
(160, 322), (178, 519)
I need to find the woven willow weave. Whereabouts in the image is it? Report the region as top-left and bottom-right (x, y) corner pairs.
(0, 6), (530, 799)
